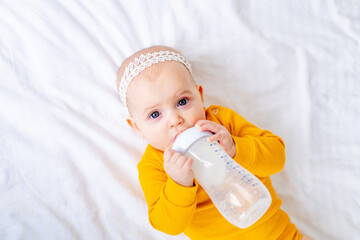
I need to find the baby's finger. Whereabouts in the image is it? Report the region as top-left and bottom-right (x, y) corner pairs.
(207, 132), (224, 143)
(164, 147), (171, 162)
(175, 151), (190, 165)
(172, 152), (185, 165)
(164, 147), (176, 162)
(183, 157), (193, 169)
(195, 120), (213, 128)
(195, 120), (217, 131)
(175, 155), (185, 168)
(177, 156), (191, 169)
(197, 122), (221, 134)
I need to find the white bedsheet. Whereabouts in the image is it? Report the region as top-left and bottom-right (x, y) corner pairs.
(1, 1), (359, 239)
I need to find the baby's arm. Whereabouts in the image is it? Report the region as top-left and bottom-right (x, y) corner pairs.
(138, 146), (198, 235)
(206, 105), (286, 177)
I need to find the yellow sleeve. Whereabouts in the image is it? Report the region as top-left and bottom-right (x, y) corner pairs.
(137, 145), (198, 235)
(207, 105), (286, 177)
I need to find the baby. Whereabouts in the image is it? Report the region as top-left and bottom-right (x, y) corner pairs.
(117, 46), (312, 240)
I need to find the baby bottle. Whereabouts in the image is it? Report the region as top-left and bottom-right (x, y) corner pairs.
(172, 127), (272, 229)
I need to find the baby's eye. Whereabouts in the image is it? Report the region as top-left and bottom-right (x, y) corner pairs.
(150, 111), (160, 119)
(177, 98), (188, 107)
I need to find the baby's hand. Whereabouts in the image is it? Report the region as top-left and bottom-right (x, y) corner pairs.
(163, 147), (194, 187)
(195, 120), (236, 158)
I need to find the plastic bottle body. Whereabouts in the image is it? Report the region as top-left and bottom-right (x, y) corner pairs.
(184, 136), (272, 228)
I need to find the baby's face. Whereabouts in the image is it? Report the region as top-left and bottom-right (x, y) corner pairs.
(126, 61), (206, 151)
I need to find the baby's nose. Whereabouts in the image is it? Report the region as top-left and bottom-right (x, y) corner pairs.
(169, 113), (184, 128)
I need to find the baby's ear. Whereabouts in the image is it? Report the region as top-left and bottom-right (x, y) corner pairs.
(126, 116), (145, 138)
(197, 84), (204, 103)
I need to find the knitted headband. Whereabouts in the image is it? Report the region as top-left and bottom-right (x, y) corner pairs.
(118, 50), (192, 115)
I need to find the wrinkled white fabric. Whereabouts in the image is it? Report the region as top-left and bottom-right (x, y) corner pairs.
(0, 1), (359, 239)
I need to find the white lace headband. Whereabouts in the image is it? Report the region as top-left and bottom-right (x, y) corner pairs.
(118, 50), (192, 115)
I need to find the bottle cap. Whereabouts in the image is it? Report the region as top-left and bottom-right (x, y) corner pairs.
(172, 127), (212, 154)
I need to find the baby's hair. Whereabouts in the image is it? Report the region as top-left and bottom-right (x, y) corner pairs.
(117, 46), (181, 90)
(117, 46), (192, 115)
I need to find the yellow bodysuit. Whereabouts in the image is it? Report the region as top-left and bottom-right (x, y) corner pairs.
(138, 105), (303, 240)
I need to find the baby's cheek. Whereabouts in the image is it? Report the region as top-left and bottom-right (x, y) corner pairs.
(150, 138), (169, 152)
(193, 115), (206, 125)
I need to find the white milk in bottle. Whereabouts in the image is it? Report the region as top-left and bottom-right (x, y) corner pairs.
(172, 127), (272, 228)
